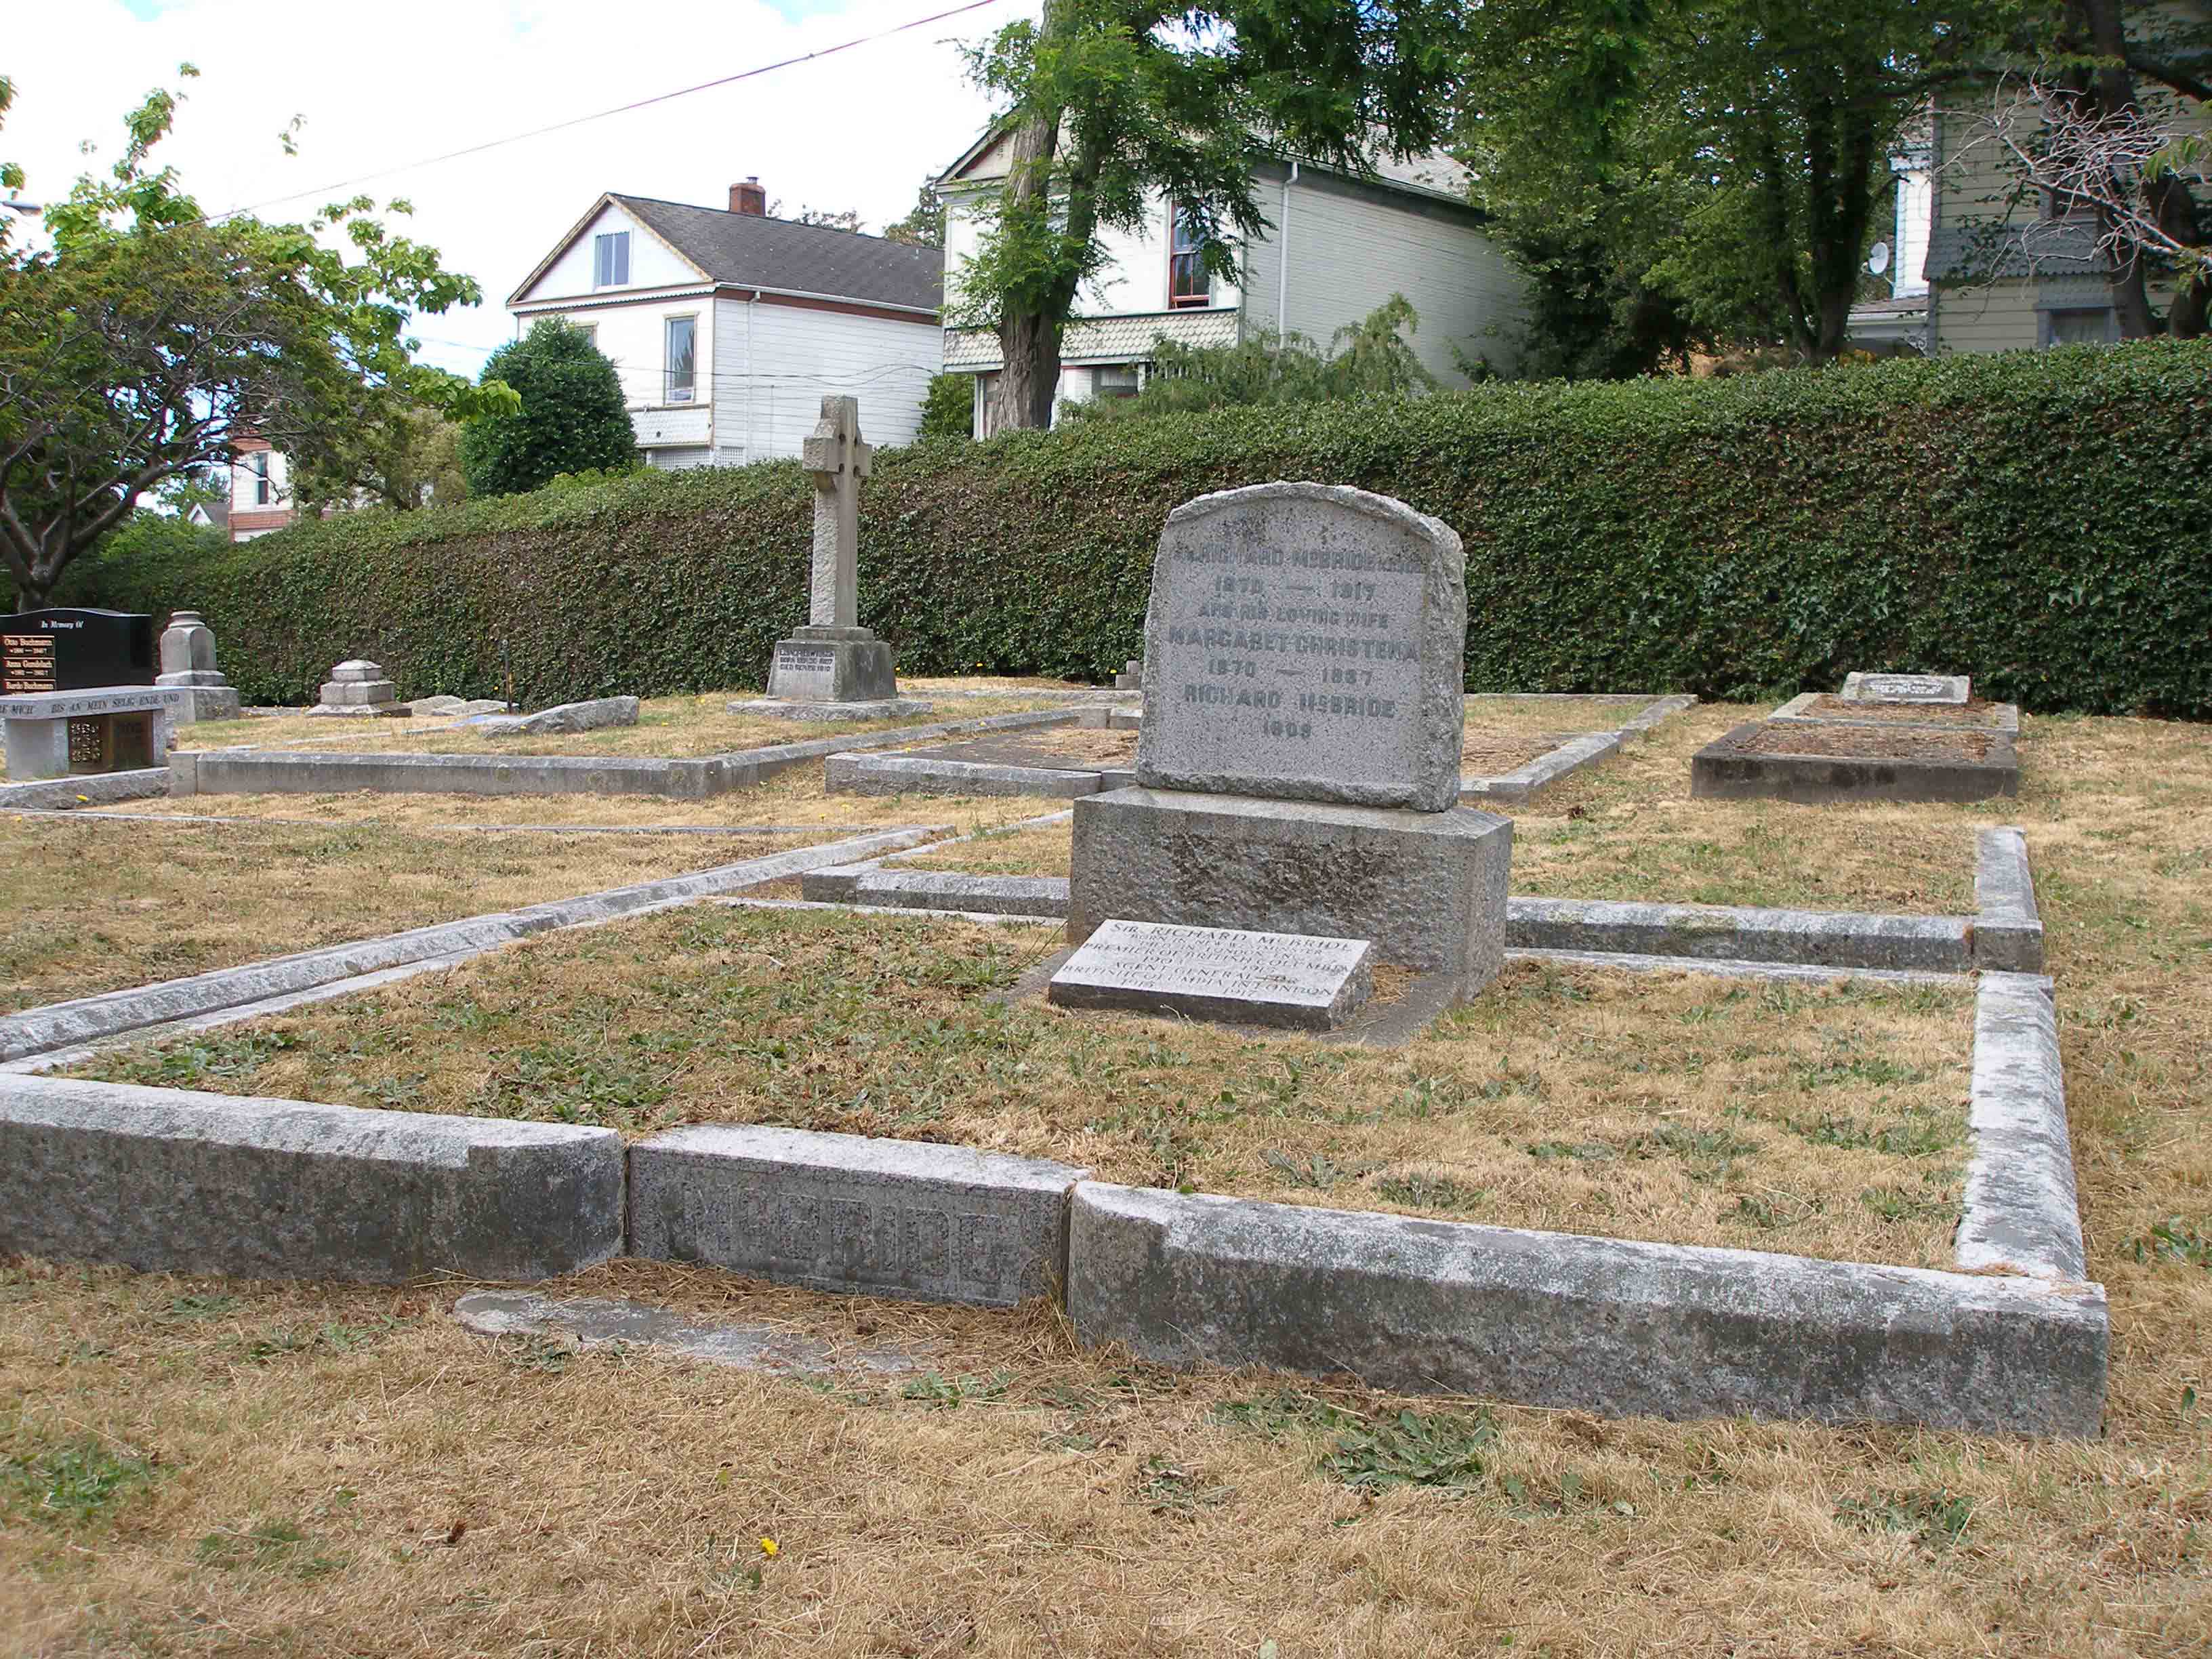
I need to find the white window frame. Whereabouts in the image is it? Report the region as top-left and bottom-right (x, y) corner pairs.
(664, 312), (699, 403)
(2039, 306), (2118, 348)
(594, 230), (630, 289)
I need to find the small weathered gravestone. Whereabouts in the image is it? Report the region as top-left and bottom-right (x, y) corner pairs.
(1839, 672), (1970, 705)
(155, 609), (241, 724)
(308, 659), (411, 718)
(1067, 482), (1512, 997)
(733, 396), (928, 722)
(0, 609), (155, 695)
(1048, 919), (1374, 1031)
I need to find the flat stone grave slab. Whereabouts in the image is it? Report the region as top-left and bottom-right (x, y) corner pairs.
(1048, 918), (1375, 1031)
(1136, 482), (1467, 811)
(1841, 672), (1969, 704)
(1692, 720), (2019, 804)
(1771, 693), (2019, 733)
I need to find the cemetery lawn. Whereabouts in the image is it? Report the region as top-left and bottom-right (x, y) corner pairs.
(0, 816), (846, 1012)
(173, 689), (1097, 761)
(71, 907), (1975, 1272)
(6, 713), (2211, 1655)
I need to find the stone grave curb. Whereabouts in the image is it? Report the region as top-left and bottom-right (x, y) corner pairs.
(171, 708), (1087, 801)
(798, 809), (1078, 902)
(0, 825), (938, 1065)
(779, 873), (1992, 977)
(1690, 720), (2022, 805)
(1617, 693), (1700, 735)
(0, 1074), (622, 1284)
(627, 1124), (1088, 1308)
(0, 946), (2102, 1431)
(828, 753), (1104, 799)
(1957, 972), (2084, 1279)
(0, 766), (171, 811)
(1769, 693), (2022, 735)
(1505, 947), (1966, 986)
(849, 871), (1072, 917)
(1507, 896), (1971, 971)
(1973, 825), (2045, 972)
(1063, 1176), (2105, 1437)
(1461, 731), (1622, 804)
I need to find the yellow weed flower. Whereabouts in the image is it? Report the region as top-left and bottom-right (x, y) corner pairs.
(759, 1537), (778, 1557)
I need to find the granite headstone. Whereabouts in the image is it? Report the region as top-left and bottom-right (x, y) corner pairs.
(0, 609), (155, 694)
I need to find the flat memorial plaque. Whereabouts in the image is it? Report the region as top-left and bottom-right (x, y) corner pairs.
(1839, 672), (1970, 705)
(1135, 482), (1468, 811)
(1047, 917), (1376, 1031)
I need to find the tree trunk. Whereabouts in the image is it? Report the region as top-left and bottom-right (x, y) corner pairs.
(2078, 0), (2163, 335)
(987, 102), (1067, 436)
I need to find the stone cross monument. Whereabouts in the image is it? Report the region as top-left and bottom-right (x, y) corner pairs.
(750, 395), (924, 718)
(804, 396), (871, 628)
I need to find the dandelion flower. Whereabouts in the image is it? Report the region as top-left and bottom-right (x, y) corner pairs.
(759, 1537), (779, 1557)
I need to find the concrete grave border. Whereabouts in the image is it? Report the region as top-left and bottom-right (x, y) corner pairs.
(170, 707), (1094, 801)
(0, 766), (171, 811)
(824, 694), (1699, 806)
(1691, 719), (2022, 804)
(1769, 692), (2021, 735)
(0, 959), (2102, 1433)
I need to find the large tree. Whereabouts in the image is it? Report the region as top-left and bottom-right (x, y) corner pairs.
(0, 70), (510, 606)
(955, 0), (1469, 433)
(1461, 1), (2002, 363)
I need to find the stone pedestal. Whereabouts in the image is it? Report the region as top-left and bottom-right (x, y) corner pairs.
(155, 610), (240, 724)
(310, 659), (409, 717)
(766, 626), (898, 703)
(1068, 786), (1513, 990)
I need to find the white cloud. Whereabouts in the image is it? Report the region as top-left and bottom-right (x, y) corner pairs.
(4, 0), (1030, 376)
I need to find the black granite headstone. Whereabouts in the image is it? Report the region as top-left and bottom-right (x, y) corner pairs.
(0, 609), (156, 693)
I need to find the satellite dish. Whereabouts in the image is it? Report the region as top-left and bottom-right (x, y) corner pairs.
(1867, 241), (1891, 276)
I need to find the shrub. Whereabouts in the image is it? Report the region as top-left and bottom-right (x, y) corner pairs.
(68, 342), (2212, 716)
(457, 320), (636, 497)
(916, 373), (975, 443)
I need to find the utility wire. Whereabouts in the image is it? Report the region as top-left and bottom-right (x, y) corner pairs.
(203, 0), (1015, 226)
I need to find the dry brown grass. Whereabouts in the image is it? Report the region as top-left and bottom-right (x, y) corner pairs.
(1459, 695), (1654, 736)
(70, 912), (1975, 1271)
(177, 690), (1082, 760)
(7, 708), (2212, 1656)
(898, 821), (1075, 875)
(0, 817), (836, 1012)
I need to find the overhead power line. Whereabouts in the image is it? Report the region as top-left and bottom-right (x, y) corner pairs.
(204, 0), (1015, 226)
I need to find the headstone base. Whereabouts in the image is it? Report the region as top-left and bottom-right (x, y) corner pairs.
(155, 672), (240, 724)
(0, 688), (180, 781)
(764, 628), (901, 705)
(728, 697), (933, 722)
(1069, 786), (1512, 989)
(1049, 918), (1374, 1031)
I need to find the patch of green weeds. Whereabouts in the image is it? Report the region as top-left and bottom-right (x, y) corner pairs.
(500, 1336), (576, 1375)
(162, 1293), (243, 1322)
(899, 1371), (1011, 1409)
(194, 1517), (344, 1580)
(240, 1319), (401, 1363)
(1261, 1149), (1373, 1191)
(1499, 1467), (1636, 1519)
(1376, 1172), (1488, 1213)
(2, 1435), (158, 1525)
(1528, 1139), (1617, 1163)
(1786, 1112), (1958, 1158)
(1134, 1454), (1235, 1515)
(2130, 1216), (2212, 1269)
(1835, 1488), (1974, 1551)
(1216, 1391), (1497, 1495)
(77, 1029), (295, 1089)
(1732, 1191), (1824, 1230)
(1860, 1185), (1955, 1224)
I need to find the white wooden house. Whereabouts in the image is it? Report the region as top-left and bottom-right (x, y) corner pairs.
(935, 134), (1531, 432)
(506, 180), (945, 467)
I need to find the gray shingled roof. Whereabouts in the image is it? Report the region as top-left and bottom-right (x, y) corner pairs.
(1926, 217), (2110, 283)
(613, 194), (943, 312)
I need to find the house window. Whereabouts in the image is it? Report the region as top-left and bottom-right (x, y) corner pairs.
(665, 315), (697, 402)
(2043, 307), (2115, 347)
(249, 450), (270, 506)
(1169, 205), (1210, 308)
(594, 231), (630, 288)
(571, 320), (598, 346)
(1093, 364), (1141, 399)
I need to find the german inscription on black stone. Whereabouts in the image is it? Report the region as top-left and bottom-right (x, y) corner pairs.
(0, 609), (155, 693)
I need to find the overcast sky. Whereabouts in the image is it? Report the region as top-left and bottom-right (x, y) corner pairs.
(4, 0), (1030, 377)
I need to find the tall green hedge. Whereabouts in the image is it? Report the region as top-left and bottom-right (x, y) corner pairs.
(69, 341), (2212, 716)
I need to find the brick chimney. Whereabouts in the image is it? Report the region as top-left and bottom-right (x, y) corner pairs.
(729, 176), (766, 216)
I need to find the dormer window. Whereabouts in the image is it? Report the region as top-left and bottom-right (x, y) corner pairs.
(594, 230), (630, 288)
(1169, 205), (1210, 308)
